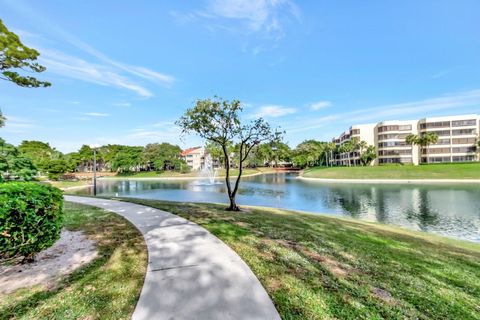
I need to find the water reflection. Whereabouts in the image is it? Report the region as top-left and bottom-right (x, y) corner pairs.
(74, 173), (480, 242)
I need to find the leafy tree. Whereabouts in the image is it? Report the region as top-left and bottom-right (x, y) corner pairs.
(0, 139), (38, 181)
(177, 97), (278, 211)
(8, 156), (37, 181)
(18, 140), (56, 173)
(0, 19), (50, 88)
(292, 140), (325, 168)
(46, 158), (69, 180)
(142, 142), (182, 171)
(205, 141), (226, 167)
(111, 146), (143, 173)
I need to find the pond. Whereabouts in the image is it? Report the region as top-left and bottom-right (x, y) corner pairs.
(73, 173), (480, 243)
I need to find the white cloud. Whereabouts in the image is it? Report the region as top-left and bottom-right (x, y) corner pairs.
(152, 120), (175, 127)
(3, 115), (36, 133)
(112, 102), (131, 107)
(9, 18), (174, 97)
(44, 27), (175, 87)
(288, 89), (480, 133)
(175, 0), (301, 45)
(253, 105), (296, 118)
(310, 100), (332, 111)
(39, 49), (154, 98)
(82, 112), (110, 117)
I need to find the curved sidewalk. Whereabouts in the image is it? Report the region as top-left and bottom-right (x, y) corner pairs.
(65, 196), (280, 320)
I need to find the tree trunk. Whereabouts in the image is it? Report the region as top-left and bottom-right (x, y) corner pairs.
(222, 144), (240, 211)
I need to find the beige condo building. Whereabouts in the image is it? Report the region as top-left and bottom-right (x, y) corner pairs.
(331, 114), (479, 166)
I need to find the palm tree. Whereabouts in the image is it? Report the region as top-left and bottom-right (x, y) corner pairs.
(360, 145), (377, 166)
(412, 132), (438, 164)
(405, 134), (418, 163)
(356, 140), (368, 166)
(341, 141), (354, 166)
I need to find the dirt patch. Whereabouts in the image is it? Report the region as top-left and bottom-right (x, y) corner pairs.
(372, 287), (395, 304)
(277, 240), (351, 277)
(0, 230), (98, 294)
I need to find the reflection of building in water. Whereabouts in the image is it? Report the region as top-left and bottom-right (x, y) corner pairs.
(331, 114), (480, 165)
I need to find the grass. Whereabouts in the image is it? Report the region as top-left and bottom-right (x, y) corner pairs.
(47, 180), (92, 189)
(117, 198), (480, 320)
(303, 162), (480, 180)
(0, 202), (147, 320)
(108, 167), (275, 178)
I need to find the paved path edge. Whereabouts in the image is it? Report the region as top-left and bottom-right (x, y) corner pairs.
(64, 196), (281, 320)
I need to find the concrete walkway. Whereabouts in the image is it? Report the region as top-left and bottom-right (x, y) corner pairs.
(65, 196), (280, 320)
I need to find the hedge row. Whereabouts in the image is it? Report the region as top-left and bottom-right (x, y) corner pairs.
(0, 182), (64, 260)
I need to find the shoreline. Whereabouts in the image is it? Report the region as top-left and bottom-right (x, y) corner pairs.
(297, 176), (480, 184)
(98, 171), (269, 181)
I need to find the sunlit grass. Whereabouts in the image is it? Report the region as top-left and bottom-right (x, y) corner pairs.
(303, 162), (480, 179)
(0, 202), (147, 320)
(120, 198), (480, 320)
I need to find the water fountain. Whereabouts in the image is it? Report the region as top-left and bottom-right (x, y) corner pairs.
(198, 154), (221, 185)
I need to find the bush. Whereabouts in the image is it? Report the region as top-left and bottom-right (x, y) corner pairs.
(0, 182), (64, 261)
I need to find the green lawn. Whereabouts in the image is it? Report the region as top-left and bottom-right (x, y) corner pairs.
(117, 198), (480, 320)
(303, 162), (480, 180)
(46, 180), (91, 189)
(108, 167), (273, 178)
(0, 202), (147, 320)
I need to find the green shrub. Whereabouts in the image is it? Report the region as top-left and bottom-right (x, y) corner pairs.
(0, 182), (64, 261)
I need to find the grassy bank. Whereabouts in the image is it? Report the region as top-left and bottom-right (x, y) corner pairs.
(47, 180), (92, 189)
(118, 198), (479, 319)
(0, 202), (147, 320)
(303, 162), (480, 180)
(107, 167), (275, 179)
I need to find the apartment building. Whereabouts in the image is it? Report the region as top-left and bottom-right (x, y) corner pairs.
(181, 146), (205, 171)
(376, 119), (419, 164)
(331, 114), (479, 166)
(332, 123), (376, 166)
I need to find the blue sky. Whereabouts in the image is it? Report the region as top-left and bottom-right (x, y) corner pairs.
(1, 0), (479, 152)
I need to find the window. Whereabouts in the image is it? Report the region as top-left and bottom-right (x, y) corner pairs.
(452, 146), (476, 153)
(378, 133), (410, 140)
(419, 121), (450, 129)
(379, 149), (411, 156)
(378, 141), (408, 148)
(378, 125), (400, 132)
(452, 128), (476, 135)
(351, 129), (360, 135)
(422, 147), (450, 154)
(433, 139), (451, 145)
(398, 125), (412, 131)
(421, 130), (450, 136)
(453, 155), (475, 162)
(421, 156), (450, 163)
(379, 157), (412, 164)
(452, 137), (476, 144)
(452, 119), (476, 127)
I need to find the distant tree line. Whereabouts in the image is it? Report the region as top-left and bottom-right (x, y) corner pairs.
(0, 140), (188, 181)
(0, 136), (378, 181)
